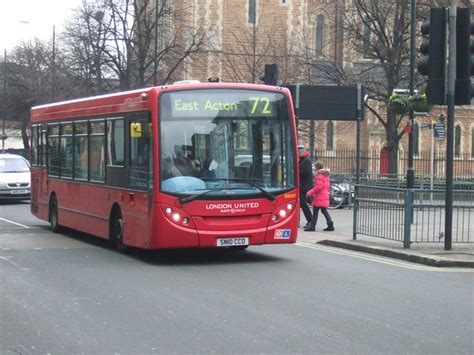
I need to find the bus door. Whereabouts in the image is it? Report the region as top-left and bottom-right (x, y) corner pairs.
(123, 113), (153, 248)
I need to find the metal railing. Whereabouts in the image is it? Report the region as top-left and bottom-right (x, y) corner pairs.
(353, 185), (474, 247)
(317, 149), (474, 178)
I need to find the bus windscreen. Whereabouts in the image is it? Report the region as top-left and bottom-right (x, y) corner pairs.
(159, 89), (295, 199)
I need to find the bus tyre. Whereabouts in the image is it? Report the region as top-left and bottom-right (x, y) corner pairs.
(110, 209), (128, 253)
(49, 195), (61, 233)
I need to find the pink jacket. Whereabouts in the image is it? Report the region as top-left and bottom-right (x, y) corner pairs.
(306, 169), (330, 208)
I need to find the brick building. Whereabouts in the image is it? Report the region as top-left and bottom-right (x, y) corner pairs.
(167, 0), (473, 177)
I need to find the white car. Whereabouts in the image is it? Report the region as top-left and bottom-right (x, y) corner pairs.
(0, 154), (31, 200)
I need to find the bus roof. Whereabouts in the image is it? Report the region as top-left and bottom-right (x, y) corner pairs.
(30, 83), (290, 122)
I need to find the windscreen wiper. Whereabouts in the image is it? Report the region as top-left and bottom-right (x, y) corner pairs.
(201, 178), (276, 201)
(179, 188), (226, 204)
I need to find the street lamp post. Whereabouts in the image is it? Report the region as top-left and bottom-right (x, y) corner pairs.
(2, 49), (6, 151)
(52, 25), (56, 101)
(153, 0), (160, 86)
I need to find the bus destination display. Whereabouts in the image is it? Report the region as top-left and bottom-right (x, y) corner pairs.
(166, 90), (283, 118)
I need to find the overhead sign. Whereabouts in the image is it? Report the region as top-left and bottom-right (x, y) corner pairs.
(284, 85), (364, 121)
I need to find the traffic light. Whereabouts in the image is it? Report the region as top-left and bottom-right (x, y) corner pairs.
(263, 64), (279, 85)
(455, 7), (474, 105)
(417, 8), (447, 105)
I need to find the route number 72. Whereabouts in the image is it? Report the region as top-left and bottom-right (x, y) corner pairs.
(250, 97), (272, 115)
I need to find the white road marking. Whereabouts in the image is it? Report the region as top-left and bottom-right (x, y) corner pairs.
(296, 242), (474, 273)
(0, 217), (30, 229)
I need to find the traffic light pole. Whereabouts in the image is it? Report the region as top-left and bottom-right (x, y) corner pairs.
(445, 5), (456, 251)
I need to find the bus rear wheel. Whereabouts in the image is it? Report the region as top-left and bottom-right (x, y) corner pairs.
(110, 208), (128, 253)
(49, 195), (61, 233)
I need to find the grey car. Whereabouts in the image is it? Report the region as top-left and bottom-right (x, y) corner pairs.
(0, 154), (31, 200)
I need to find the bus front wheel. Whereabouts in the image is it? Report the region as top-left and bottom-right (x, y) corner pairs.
(49, 195), (61, 233)
(110, 208), (128, 253)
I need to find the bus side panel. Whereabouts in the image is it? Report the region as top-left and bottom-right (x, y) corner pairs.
(50, 182), (152, 247)
(30, 168), (50, 222)
(51, 181), (110, 239)
(120, 191), (151, 249)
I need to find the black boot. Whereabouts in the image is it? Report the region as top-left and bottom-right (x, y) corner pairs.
(323, 222), (335, 231)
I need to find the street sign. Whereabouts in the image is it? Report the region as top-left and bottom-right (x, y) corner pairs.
(433, 123), (446, 138)
(421, 123), (432, 130)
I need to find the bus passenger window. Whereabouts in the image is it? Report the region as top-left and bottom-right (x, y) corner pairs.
(107, 118), (125, 166)
(48, 124), (60, 177)
(60, 122), (73, 178)
(74, 121), (88, 180)
(90, 120), (105, 182)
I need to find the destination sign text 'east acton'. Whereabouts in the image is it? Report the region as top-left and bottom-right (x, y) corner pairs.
(165, 90), (284, 118)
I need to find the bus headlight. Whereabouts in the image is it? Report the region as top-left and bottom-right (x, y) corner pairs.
(162, 205), (195, 228)
(270, 202), (295, 225)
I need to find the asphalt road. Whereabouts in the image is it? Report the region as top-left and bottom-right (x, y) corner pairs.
(1, 202), (473, 355)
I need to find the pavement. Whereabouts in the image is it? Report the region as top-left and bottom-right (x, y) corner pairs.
(297, 225), (474, 268)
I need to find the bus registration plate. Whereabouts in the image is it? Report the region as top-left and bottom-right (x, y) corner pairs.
(216, 237), (249, 247)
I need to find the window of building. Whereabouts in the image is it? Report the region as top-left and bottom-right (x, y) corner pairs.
(326, 121), (334, 151)
(107, 118), (125, 166)
(248, 0), (256, 24)
(74, 121), (88, 180)
(315, 14), (325, 55)
(454, 125), (461, 158)
(413, 123), (419, 156)
(89, 120), (106, 182)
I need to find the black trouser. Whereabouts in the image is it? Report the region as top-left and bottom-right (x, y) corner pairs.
(309, 207), (333, 228)
(300, 191), (313, 224)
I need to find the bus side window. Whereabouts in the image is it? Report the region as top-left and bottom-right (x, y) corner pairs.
(89, 120), (106, 182)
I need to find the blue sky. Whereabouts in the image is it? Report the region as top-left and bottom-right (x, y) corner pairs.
(0, 0), (82, 53)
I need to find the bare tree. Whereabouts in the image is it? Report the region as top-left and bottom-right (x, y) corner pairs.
(219, 18), (274, 83)
(302, 0), (470, 174)
(5, 39), (75, 149)
(63, 0), (206, 91)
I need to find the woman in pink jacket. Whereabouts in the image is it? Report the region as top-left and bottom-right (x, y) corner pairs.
(304, 161), (334, 232)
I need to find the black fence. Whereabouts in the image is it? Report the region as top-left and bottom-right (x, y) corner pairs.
(354, 186), (473, 246)
(317, 149), (473, 178)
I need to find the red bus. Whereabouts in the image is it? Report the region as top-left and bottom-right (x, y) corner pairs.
(30, 82), (299, 251)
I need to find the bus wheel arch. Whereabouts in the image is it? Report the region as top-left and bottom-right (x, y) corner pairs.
(49, 193), (61, 233)
(109, 204), (128, 253)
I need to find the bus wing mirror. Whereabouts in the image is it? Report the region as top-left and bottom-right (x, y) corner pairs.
(131, 122), (142, 138)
